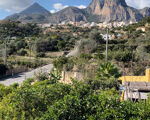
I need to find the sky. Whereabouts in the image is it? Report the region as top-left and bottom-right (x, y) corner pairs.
(0, 0), (150, 20)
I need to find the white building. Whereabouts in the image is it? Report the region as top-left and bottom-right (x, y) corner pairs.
(41, 23), (51, 28)
(101, 34), (112, 40)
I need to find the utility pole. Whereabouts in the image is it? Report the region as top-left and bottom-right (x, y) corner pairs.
(106, 28), (109, 62)
(4, 36), (10, 65)
(29, 38), (31, 58)
(4, 41), (7, 65)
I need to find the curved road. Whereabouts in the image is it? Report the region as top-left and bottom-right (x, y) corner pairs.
(0, 42), (80, 86)
(0, 64), (53, 86)
(66, 40), (80, 57)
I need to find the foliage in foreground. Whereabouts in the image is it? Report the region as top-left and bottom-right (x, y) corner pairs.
(0, 66), (150, 120)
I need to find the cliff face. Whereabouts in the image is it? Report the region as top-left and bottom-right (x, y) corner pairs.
(140, 7), (150, 17)
(86, 0), (143, 22)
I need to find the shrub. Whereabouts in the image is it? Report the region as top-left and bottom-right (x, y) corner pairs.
(114, 50), (134, 62)
(53, 56), (74, 71)
(34, 72), (48, 81)
(89, 29), (104, 44)
(79, 39), (97, 54)
(17, 49), (27, 56)
(36, 52), (46, 57)
(79, 53), (92, 60)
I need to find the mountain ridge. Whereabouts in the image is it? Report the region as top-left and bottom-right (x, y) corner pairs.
(5, 0), (150, 23)
(5, 3), (51, 23)
(48, 7), (87, 23)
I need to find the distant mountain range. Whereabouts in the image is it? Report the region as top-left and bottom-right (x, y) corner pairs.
(5, 0), (150, 23)
(6, 3), (51, 23)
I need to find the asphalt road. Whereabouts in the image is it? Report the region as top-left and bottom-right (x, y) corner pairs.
(0, 64), (53, 86)
(0, 43), (79, 86)
(66, 40), (80, 57)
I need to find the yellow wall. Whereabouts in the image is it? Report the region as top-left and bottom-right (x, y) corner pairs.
(119, 69), (150, 83)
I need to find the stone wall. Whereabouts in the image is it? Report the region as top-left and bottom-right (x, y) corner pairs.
(61, 71), (83, 84)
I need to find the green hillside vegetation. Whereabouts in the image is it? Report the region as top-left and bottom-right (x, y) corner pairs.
(0, 21), (81, 76)
(1, 17), (150, 77)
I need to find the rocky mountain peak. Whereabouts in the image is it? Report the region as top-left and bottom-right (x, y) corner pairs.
(86, 0), (143, 22)
(87, 0), (127, 13)
(20, 2), (50, 15)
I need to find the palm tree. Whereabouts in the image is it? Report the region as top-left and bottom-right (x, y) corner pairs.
(96, 62), (121, 90)
(97, 62), (121, 79)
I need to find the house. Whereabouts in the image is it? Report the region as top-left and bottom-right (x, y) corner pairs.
(136, 26), (147, 32)
(90, 22), (97, 27)
(101, 34), (112, 40)
(119, 69), (150, 101)
(41, 23), (51, 28)
(119, 69), (150, 84)
(121, 82), (150, 101)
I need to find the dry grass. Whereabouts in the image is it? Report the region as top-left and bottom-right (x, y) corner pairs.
(45, 51), (64, 58)
(8, 55), (53, 64)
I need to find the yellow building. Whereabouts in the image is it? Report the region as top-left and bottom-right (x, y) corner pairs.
(119, 69), (150, 84)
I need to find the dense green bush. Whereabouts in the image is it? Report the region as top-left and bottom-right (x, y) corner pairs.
(35, 39), (58, 52)
(0, 21), (41, 39)
(53, 56), (74, 71)
(79, 53), (92, 60)
(0, 76), (150, 119)
(17, 49), (27, 56)
(114, 50), (134, 62)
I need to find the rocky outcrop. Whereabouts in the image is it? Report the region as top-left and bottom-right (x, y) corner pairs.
(86, 0), (143, 22)
(48, 7), (87, 24)
(140, 7), (150, 17)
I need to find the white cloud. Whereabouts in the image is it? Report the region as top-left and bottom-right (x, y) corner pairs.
(53, 3), (68, 11)
(0, 0), (33, 12)
(76, 5), (86, 9)
(50, 10), (55, 14)
(50, 3), (68, 13)
(126, 0), (150, 9)
(50, 3), (86, 13)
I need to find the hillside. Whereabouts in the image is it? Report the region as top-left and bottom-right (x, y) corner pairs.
(48, 7), (87, 23)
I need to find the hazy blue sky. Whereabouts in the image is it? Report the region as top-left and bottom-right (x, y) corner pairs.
(0, 0), (150, 20)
